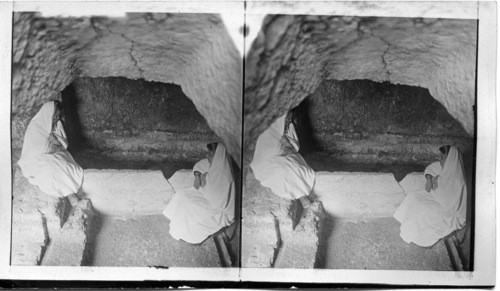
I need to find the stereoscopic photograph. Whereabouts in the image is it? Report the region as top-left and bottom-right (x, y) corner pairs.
(242, 14), (476, 272)
(9, 11), (242, 268)
(0, 0), (496, 287)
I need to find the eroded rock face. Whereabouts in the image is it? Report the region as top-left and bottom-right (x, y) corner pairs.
(242, 170), (324, 268)
(245, 16), (477, 146)
(11, 168), (93, 266)
(292, 79), (473, 164)
(12, 12), (242, 161)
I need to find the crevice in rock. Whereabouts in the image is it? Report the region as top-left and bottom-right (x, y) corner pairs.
(109, 29), (145, 79)
(36, 210), (51, 265)
(379, 37), (392, 81)
(271, 214), (283, 267)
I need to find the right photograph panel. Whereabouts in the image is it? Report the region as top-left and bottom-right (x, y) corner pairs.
(242, 14), (476, 271)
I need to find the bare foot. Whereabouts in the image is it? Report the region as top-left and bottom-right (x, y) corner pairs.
(432, 176), (439, 190)
(201, 173), (207, 187)
(425, 179), (432, 193)
(289, 199), (303, 230)
(194, 176), (201, 189)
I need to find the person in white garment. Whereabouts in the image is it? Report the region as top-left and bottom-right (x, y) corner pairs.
(18, 101), (86, 225)
(250, 111), (316, 229)
(163, 142), (235, 244)
(393, 145), (467, 247)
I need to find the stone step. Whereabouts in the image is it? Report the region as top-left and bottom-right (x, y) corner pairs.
(313, 171), (405, 221)
(81, 169), (175, 217)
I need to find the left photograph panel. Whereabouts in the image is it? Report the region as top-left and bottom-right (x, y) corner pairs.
(10, 11), (242, 268)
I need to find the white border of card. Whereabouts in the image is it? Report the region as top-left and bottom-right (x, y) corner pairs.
(0, 0), (496, 286)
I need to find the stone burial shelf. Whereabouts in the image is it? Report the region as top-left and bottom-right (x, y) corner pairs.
(11, 167), (221, 267)
(313, 172), (405, 221)
(313, 171), (454, 270)
(81, 169), (174, 218)
(243, 169), (458, 270)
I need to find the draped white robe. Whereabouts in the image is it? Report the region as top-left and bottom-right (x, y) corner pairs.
(163, 144), (235, 244)
(18, 101), (84, 198)
(250, 114), (316, 200)
(393, 146), (467, 247)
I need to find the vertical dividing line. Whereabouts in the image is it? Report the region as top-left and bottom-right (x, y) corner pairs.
(9, 11), (14, 266)
(238, 0), (247, 270)
(470, 15), (479, 271)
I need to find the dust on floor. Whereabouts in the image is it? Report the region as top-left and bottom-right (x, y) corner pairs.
(82, 214), (221, 267)
(315, 217), (452, 270)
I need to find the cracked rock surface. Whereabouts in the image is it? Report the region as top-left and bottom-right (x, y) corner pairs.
(242, 170), (324, 268)
(245, 16), (477, 147)
(12, 12), (241, 161)
(11, 168), (92, 266)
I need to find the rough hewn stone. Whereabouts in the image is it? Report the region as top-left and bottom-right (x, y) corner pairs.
(41, 200), (94, 266)
(242, 170), (324, 268)
(12, 13), (241, 161)
(245, 16), (476, 147)
(11, 168), (92, 266)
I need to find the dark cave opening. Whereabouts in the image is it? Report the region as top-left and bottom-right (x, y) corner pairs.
(60, 76), (220, 177)
(293, 79), (474, 180)
(59, 76), (240, 267)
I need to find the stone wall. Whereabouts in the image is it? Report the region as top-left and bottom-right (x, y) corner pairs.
(61, 77), (217, 160)
(11, 12), (242, 161)
(292, 79), (473, 164)
(244, 16), (477, 147)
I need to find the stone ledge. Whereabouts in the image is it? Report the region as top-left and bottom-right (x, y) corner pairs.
(81, 169), (174, 217)
(313, 171), (405, 221)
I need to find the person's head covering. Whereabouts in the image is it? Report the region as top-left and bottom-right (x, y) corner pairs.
(204, 144), (235, 212)
(435, 146), (467, 228)
(265, 114), (287, 143)
(193, 158), (210, 174)
(19, 101), (57, 159)
(251, 114), (287, 166)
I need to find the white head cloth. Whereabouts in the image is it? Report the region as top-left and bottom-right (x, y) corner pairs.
(19, 101), (55, 161)
(250, 114), (286, 167)
(193, 158), (210, 174)
(435, 146), (467, 226)
(205, 144), (235, 210)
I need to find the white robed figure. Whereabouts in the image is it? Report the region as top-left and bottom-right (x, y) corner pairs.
(393, 146), (467, 247)
(163, 143), (235, 244)
(250, 113), (316, 201)
(250, 112), (316, 228)
(18, 101), (84, 207)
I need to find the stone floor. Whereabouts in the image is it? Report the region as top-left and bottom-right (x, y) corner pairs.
(83, 215), (221, 267)
(315, 217), (452, 270)
(313, 170), (461, 271)
(10, 151), (232, 267)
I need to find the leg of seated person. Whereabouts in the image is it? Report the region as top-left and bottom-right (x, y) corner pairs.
(67, 193), (80, 206)
(289, 198), (303, 230)
(299, 195), (312, 208)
